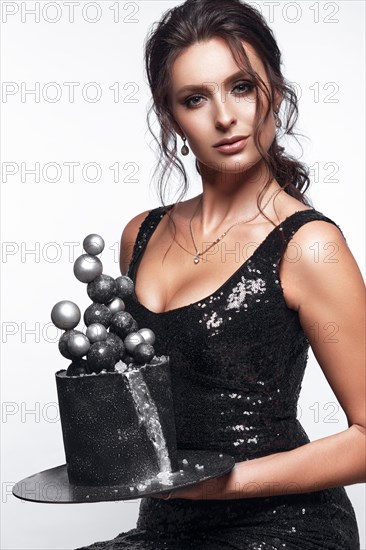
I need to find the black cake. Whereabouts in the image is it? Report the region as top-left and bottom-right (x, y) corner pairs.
(56, 355), (179, 487)
(49, 233), (180, 489)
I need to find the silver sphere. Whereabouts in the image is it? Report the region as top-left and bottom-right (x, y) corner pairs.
(107, 297), (125, 315)
(86, 323), (107, 343)
(83, 234), (105, 256)
(51, 300), (81, 330)
(73, 254), (103, 283)
(67, 332), (91, 357)
(124, 332), (145, 353)
(138, 328), (156, 345)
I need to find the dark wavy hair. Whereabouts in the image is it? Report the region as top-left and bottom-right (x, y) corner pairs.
(143, 0), (312, 252)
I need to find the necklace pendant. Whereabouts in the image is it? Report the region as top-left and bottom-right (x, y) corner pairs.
(193, 255), (199, 264)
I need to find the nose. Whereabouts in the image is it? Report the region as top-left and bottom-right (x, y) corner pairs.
(213, 95), (237, 130)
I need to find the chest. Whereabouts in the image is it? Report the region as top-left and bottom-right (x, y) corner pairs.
(132, 216), (298, 314)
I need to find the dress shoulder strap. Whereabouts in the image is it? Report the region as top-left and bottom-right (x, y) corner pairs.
(271, 208), (347, 265)
(126, 205), (173, 279)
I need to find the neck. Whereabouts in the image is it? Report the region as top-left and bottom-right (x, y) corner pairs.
(195, 162), (283, 236)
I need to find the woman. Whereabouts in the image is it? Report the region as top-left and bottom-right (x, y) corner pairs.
(77, 0), (365, 548)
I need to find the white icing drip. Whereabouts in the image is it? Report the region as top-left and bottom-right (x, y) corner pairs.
(123, 368), (172, 474)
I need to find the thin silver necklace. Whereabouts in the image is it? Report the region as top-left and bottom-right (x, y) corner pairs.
(175, 187), (281, 264)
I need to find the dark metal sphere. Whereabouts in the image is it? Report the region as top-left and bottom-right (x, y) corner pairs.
(51, 300), (81, 330)
(110, 311), (138, 339)
(115, 275), (134, 299)
(105, 332), (125, 359)
(66, 359), (89, 376)
(58, 329), (84, 360)
(133, 342), (155, 365)
(87, 341), (118, 374)
(84, 303), (113, 328)
(87, 274), (117, 304)
(83, 234), (105, 256)
(73, 254), (103, 283)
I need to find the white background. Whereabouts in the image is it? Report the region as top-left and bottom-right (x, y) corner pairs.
(1, 1), (365, 549)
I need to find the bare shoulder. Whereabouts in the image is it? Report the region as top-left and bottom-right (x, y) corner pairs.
(287, 216), (347, 259)
(119, 208), (152, 275)
(281, 214), (364, 311)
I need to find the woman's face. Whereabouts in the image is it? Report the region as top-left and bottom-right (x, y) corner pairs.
(168, 37), (280, 174)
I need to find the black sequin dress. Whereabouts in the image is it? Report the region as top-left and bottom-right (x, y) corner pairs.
(77, 206), (360, 550)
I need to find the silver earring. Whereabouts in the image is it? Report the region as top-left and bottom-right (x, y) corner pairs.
(181, 136), (189, 156)
(274, 109), (282, 129)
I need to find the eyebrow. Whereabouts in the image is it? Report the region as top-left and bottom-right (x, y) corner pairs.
(176, 70), (250, 95)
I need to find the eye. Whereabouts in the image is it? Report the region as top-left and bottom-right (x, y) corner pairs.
(183, 81), (255, 109)
(183, 95), (204, 108)
(234, 81), (255, 93)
